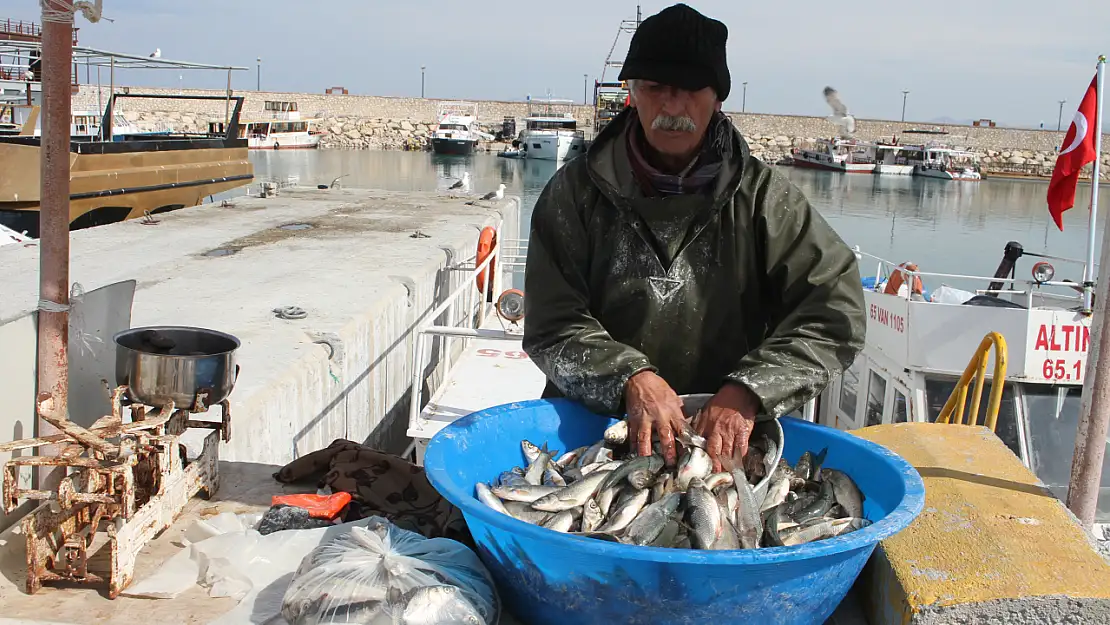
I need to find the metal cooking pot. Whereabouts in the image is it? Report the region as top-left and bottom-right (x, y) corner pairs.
(114, 325), (241, 411)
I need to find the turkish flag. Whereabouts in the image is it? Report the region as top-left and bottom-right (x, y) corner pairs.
(1048, 75), (1099, 231)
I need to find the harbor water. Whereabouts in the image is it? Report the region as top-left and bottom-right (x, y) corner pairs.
(246, 150), (1110, 287)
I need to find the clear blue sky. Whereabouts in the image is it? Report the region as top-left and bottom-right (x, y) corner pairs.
(7, 1), (1108, 128)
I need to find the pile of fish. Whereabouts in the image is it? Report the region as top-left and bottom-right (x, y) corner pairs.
(474, 419), (870, 550)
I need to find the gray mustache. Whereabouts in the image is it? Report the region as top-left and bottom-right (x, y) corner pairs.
(651, 115), (697, 132)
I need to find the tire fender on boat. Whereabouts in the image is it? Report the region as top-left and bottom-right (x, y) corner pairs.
(476, 226), (497, 296)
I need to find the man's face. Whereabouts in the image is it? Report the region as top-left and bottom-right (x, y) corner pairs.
(631, 80), (722, 160)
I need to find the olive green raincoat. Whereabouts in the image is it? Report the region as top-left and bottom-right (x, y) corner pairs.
(521, 109), (866, 420)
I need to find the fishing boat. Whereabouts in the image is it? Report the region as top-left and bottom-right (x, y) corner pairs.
(0, 31), (254, 238)
(430, 101), (482, 155)
(872, 141), (918, 176)
(518, 97), (586, 161)
(236, 99), (324, 150)
(913, 145), (982, 181)
(790, 138), (877, 174)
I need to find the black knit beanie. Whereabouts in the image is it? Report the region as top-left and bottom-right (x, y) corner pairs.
(618, 3), (730, 100)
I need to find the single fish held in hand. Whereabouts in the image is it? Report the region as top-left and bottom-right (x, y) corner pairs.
(821, 468), (864, 518)
(604, 420), (628, 445)
(475, 482), (510, 516)
(625, 492), (683, 546)
(598, 488), (650, 534)
(532, 470), (614, 512)
(676, 447), (712, 490)
(491, 484), (559, 503)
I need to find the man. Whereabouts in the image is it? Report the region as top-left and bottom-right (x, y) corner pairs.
(521, 3), (866, 471)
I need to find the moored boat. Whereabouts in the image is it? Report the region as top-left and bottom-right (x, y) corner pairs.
(431, 101), (482, 155)
(236, 99), (324, 150)
(519, 98), (586, 161)
(791, 138), (877, 173)
(913, 145), (982, 181)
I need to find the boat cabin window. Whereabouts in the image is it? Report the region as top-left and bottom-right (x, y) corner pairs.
(1021, 385), (1109, 520)
(865, 371), (887, 427)
(527, 119), (577, 131)
(264, 100), (297, 112)
(893, 390), (909, 424)
(837, 359), (862, 424)
(925, 376), (1022, 459)
(439, 123), (467, 131)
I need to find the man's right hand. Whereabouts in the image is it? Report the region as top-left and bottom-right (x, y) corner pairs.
(624, 370), (686, 466)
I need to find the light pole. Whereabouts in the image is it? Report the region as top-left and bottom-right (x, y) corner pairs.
(421, 65), (426, 98)
(742, 81), (748, 113)
(1058, 99), (1067, 131)
(583, 74), (588, 105)
(256, 57), (261, 91)
(901, 90), (910, 122)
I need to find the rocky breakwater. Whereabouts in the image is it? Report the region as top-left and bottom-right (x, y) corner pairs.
(978, 149), (1110, 181)
(320, 116), (433, 151)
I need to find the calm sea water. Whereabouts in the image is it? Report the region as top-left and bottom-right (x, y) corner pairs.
(244, 150), (1110, 289)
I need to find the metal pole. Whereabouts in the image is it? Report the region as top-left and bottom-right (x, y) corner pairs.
(1058, 99), (1067, 132)
(225, 68), (231, 125)
(583, 74), (587, 105)
(37, 0), (74, 490)
(256, 57), (261, 91)
(1068, 55), (1107, 528)
(901, 90), (909, 122)
(742, 82), (748, 113)
(421, 66), (426, 98)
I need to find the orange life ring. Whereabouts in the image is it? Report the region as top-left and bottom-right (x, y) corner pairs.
(884, 262), (924, 296)
(476, 226), (497, 294)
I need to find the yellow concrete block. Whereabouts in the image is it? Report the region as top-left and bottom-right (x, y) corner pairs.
(854, 423), (1110, 625)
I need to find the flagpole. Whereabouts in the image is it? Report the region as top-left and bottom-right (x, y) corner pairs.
(1067, 54), (1106, 528)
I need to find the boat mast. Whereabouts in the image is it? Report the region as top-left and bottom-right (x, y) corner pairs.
(599, 5), (640, 85)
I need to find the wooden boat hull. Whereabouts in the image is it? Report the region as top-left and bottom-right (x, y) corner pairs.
(0, 137), (253, 237)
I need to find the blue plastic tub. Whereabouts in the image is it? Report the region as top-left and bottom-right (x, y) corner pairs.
(424, 399), (925, 625)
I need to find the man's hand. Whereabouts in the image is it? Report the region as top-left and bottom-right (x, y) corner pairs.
(696, 382), (761, 472)
(624, 371), (686, 466)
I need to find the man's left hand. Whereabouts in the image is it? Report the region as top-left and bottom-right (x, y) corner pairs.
(695, 382), (761, 473)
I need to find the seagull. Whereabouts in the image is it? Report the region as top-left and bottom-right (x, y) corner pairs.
(149, 48), (161, 58)
(22, 70), (33, 81)
(467, 183), (505, 205)
(448, 172), (470, 193)
(823, 86), (856, 137)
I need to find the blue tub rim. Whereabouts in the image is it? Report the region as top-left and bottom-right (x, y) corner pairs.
(424, 398), (926, 565)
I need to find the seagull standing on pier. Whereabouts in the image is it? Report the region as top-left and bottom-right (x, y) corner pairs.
(823, 86), (856, 137)
(467, 183), (505, 205)
(448, 172), (470, 193)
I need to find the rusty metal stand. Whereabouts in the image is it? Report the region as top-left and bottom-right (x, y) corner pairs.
(0, 386), (231, 598)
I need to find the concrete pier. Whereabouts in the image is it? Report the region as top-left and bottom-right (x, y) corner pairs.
(0, 186), (520, 465)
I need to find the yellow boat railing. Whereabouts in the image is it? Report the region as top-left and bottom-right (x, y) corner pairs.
(936, 331), (1008, 432)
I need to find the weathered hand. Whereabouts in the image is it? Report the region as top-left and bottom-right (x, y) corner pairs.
(696, 382), (761, 472)
(624, 370), (686, 466)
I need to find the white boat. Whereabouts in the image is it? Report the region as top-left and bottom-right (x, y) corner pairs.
(238, 100), (324, 150)
(816, 245), (1107, 523)
(790, 138), (876, 174)
(913, 146), (982, 181)
(0, 103), (153, 139)
(518, 98), (586, 161)
(431, 101), (482, 156)
(872, 142), (918, 176)
(0, 222), (29, 246)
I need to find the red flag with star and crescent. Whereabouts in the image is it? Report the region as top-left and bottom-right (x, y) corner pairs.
(1047, 75), (1099, 231)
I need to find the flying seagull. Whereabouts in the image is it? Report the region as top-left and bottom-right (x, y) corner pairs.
(467, 183), (505, 205)
(448, 172), (470, 193)
(150, 48), (161, 59)
(823, 86), (856, 137)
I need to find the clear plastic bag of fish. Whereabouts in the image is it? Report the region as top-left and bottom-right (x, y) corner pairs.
(280, 516), (499, 625)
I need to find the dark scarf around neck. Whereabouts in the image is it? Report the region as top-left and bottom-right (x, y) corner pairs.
(627, 111), (733, 197)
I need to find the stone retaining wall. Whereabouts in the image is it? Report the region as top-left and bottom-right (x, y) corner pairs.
(72, 85), (1110, 179)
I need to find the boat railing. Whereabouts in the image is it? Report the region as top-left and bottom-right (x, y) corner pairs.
(855, 247), (1089, 305)
(405, 225), (531, 453)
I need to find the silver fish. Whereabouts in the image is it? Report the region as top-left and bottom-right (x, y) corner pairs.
(686, 478), (723, 550)
(525, 446), (555, 486)
(763, 435), (779, 477)
(475, 482), (510, 516)
(579, 441), (612, 467)
(532, 470), (614, 512)
(542, 509), (577, 533)
(717, 485), (739, 527)
(628, 457), (666, 490)
(596, 485), (620, 517)
(760, 471), (791, 513)
(795, 451), (814, 482)
(676, 419), (707, 450)
(522, 440), (543, 466)
(602, 455), (663, 492)
(714, 515), (742, 550)
(625, 492), (682, 546)
(582, 459), (622, 476)
(650, 518), (682, 548)
(614, 486), (649, 511)
(597, 488), (650, 534)
(556, 446), (589, 469)
(792, 479), (836, 524)
(563, 467), (584, 483)
(491, 484), (559, 503)
(676, 447), (712, 490)
(545, 465), (567, 487)
(581, 499), (604, 532)
(704, 472), (734, 490)
(604, 420), (628, 445)
(498, 470), (528, 488)
(781, 517), (869, 546)
(398, 584), (486, 625)
(724, 457), (763, 549)
(503, 501), (554, 525)
(821, 468), (864, 518)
